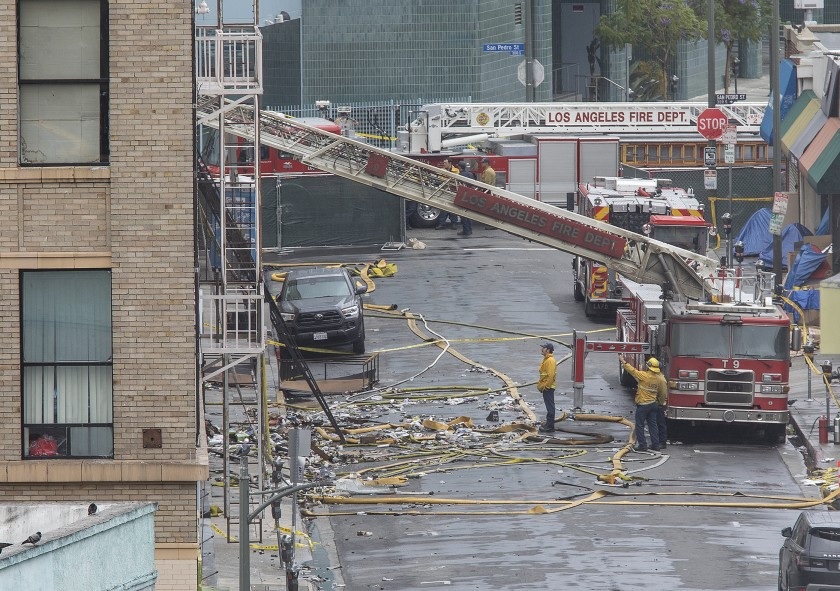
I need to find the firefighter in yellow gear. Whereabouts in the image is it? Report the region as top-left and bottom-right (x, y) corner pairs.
(619, 355), (667, 451)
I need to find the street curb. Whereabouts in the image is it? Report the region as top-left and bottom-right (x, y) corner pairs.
(790, 411), (823, 466)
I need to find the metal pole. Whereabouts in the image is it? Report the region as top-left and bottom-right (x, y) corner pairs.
(524, 0), (535, 102)
(625, 43), (632, 102)
(728, 163), (733, 266)
(771, 0), (783, 290)
(808, 356), (813, 401)
(239, 450), (250, 591)
(708, 0), (717, 218)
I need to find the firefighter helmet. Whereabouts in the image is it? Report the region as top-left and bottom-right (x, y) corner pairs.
(646, 357), (661, 373)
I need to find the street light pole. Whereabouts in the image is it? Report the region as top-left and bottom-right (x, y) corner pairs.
(771, 0), (783, 290)
(708, 0), (717, 221)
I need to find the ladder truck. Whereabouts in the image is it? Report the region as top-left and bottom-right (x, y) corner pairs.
(196, 96), (719, 301)
(616, 271), (791, 442)
(197, 99), (795, 441)
(574, 176), (713, 316)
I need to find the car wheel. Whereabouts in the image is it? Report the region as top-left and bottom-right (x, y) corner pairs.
(408, 203), (444, 228)
(573, 279), (585, 302)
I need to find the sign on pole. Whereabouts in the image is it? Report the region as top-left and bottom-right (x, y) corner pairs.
(517, 59), (545, 87)
(697, 108), (728, 140)
(724, 144), (735, 164)
(715, 93), (747, 105)
(483, 43), (525, 55)
(721, 124), (737, 145)
(704, 170), (717, 190)
(769, 192), (788, 236)
(704, 146), (717, 167)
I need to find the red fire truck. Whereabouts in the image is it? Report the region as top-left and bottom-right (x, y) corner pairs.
(616, 271), (790, 442)
(573, 176), (713, 316)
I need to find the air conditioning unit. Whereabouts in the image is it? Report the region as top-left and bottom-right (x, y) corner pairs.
(794, 0), (824, 9)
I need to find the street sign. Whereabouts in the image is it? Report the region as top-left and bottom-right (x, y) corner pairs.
(585, 341), (650, 353)
(715, 93), (747, 105)
(483, 43), (525, 55)
(724, 144), (735, 164)
(721, 124), (738, 145)
(704, 170), (717, 190)
(697, 108), (728, 139)
(704, 146), (717, 167)
(517, 59), (545, 87)
(769, 192), (788, 235)
(772, 191), (789, 215)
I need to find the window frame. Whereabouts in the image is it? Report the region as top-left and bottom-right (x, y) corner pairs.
(20, 269), (114, 459)
(17, 0), (110, 165)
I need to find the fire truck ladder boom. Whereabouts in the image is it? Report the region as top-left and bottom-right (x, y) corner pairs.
(420, 102), (765, 135)
(197, 97), (719, 300)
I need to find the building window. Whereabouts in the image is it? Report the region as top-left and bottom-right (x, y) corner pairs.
(18, 0), (109, 164)
(22, 270), (113, 458)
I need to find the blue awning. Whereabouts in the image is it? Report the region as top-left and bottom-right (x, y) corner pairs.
(760, 59), (798, 145)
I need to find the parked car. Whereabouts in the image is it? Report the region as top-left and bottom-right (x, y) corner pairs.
(779, 510), (840, 591)
(277, 267), (367, 354)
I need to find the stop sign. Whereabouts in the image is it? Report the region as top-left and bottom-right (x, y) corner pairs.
(697, 108), (728, 140)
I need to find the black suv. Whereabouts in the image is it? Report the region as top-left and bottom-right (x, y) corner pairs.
(277, 267), (367, 353)
(780, 510), (840, 591)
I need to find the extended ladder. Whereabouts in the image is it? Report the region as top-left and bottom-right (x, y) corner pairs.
(196, 96), (720, 301)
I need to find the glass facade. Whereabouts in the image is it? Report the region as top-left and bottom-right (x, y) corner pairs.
(297, 0), (552, 104)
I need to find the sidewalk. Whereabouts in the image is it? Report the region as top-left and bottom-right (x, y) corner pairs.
(787, 351), (840, 471)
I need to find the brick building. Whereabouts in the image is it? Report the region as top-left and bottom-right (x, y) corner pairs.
(0, 1), (206, 589)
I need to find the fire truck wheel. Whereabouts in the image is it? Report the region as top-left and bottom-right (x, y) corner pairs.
(765, 424), (787, 445)
(573, 280), (584, 302)
(619, 361), (636, 387)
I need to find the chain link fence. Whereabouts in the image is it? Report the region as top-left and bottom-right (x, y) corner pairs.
(265, 97), (473, 150)
(621, 164), (774, 246)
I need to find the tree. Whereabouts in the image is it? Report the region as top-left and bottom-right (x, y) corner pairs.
(697, 0), (771, 93)
(596, 0), (704, 100)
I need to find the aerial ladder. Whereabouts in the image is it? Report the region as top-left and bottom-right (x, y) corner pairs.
(402, 101), (767, 153)
(196, 97), (722, 301)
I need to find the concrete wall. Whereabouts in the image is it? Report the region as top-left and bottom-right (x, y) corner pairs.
(0, 503), (157, 591)
(0, 2), (206, 589)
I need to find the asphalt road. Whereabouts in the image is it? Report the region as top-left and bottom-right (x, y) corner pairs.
(276, 227), (811, 591)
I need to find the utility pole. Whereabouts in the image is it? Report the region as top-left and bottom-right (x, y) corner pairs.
(524, 0), (535, 102)
(771, 0), (783, 290)
(707, 0), (717, 224)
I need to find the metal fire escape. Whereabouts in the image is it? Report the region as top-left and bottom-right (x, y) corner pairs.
(195, 6), (265, 542)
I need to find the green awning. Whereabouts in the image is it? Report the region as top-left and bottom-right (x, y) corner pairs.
(781, 90), (820, 155)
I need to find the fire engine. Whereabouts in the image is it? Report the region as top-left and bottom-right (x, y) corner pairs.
(616, 271), (790, 442)
(574, 176), (712, 316)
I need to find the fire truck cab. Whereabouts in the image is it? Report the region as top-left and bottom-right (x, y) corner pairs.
(574, 177), (712, 316)
(617, 271), (790, 442)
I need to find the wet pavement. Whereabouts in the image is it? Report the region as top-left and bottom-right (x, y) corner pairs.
(254, 227), (833, 591)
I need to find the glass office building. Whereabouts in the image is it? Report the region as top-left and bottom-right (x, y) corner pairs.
(264, 0), (552, 105)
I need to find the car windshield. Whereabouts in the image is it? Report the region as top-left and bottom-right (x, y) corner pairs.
(732, 325), (789, 360)
(809, 528), (840, 553)
(283, 276), (350, 300)
(670, 323), (730, 358)
(650, 226), (708, 255)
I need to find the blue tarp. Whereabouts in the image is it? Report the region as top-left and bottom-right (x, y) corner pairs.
(817, 208), (830, 235)
(783, 244), (827, 290)
(759, 223), (813, 268)
(760, 59), (797, 145)
(735, 208), (772, 256)
(783, 289), (820, 324)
